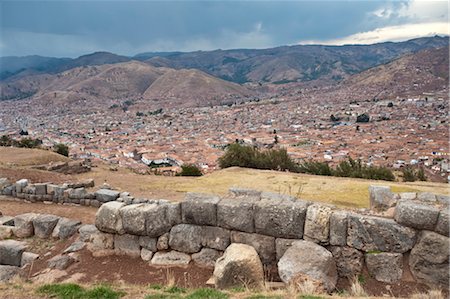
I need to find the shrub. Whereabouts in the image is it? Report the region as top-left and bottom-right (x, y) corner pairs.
(298, 160), (333, 176)
(17, 137), (42, 148)
(178, 164), (203, 176)
(402, 167), (417, 182)
(54, 143), (69, 157)
(417, 167), (427, 181)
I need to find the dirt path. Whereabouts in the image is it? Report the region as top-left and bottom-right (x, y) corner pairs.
(0, 196), (97, 224)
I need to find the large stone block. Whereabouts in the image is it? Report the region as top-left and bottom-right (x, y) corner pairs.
(169, 224), (203, 253)
(181, 193), (220, 226)
(369, 185), (395, 210)
(417, 192), (436, 202)
(365, 252), (403, 283)
(278, 240), (338, 292)
(114, 234), (141, 257)
(202, 226), (230, 251)
(88, 232), (114, 251)
(165, 202), (181, 226)
(151, 251), (191, 265)
(229, 187), (261, 200)
(120, 204), (147, 235)
(394, 201), (439, 230)
(138, 236), (157, 252)
(328, 246), (363, 279)
(13, 213), (38, 238)
(230, 231), (276, 264)
(217, 198), (255, 233)
(275, 238), (297, 261)
(260, 191), (297, 202)
(95, 201), (125, 234)
(0, 240), (27, 266)
(95, 189), (120, 202)
(34, 183), (47, 195)
(192, 248), (221, 267)
(254, 198), (308, 239)
(435, 210), (449, 236)
(145, 204), (172, 237)
(0, 265), (23, 282)
(69, 188), (87, 199)
(409, 231), (449, 289)
(52, 217), (81, 239)
(0, 226), (13, 240)
(329, 211), (347, 246)
(15, 179), (28, 194)
(32, 214), (60, 238)
(347, 214), (417, 253)
(304, 204), (333, 244)
(78, 224), (99, 242)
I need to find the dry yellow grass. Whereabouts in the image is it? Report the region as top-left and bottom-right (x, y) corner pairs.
(0, 147), (69, 167)
(76, 165), (449, 208)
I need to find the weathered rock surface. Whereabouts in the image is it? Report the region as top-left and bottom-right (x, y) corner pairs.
(328, 246), (363, 279)
(13, 213), (38, 238)
(52, 218), (81, 239)
(0, 225), (13, 240)
(141, 248), (153, 261)
(230, 231), (276, 264)
(304, 204), (333, 244)
(202, 226), (230, 251)
(417, 192), (436, 202)
(229, 187), (261, 200)
(409, 231), (449, 288)
(63, 241), (85, 254)
(95, 189), (120, 202)
(0, 265), (22, 282)
(369, 186), (395, 210)
(394, 201), (439, 230)
(151, 251), (191, 265)
(0, 240), (27, 266)
(169, 224), (202, 253)
(365, 252), (403, 283)
(48, 254), (76, 270)
(181, 193), (220, 226)
(192, 248), (221, 267)
(275, 238), (296, 261)
(347, 214), (417, 253)
(78, 224), (99, 242)
(114, 234), (141, 257)
(139, 236), (157, 252)
(217, 198), (255, 233)
(32, 214), (60, 238)
(21, 252), (39, 266)
(95, 201), (125, 234)
(278, 240), (337, 292)
(157, 233), (169, 251)
(88, 232), (114, 251)
(329, 211), (347, 246)
(213, 243), (264, 289)
(435, 210), (449, 236)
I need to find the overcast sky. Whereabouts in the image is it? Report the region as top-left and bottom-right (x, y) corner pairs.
(0, 0), (448, 57)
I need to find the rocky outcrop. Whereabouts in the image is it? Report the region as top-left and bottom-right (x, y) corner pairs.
(365, 252), (403, 283)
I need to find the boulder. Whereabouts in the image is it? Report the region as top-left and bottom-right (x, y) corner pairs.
(95, 189), (120, 202)
(78, 224), (99, 242)
(139, 236), (157, 252)
(52, 218), (81, 239)
(141, 248), (153, 261)
(169, 224), (203, 253)
(114, 234), (141, 257)
(275, 238), (296, 261)
(304, 204), (333, 244)
(32, 214), (60, 238)
(21, 252), (39, 266)
(409, 231), (449, 288)
(0, 265), (22, 282)
(329, 211), (347, 246)
(254, 198), (308, 239)
(436, 194), (450, 206)
(369, 185), (395, 210)
(0, 240), (27, 266)
(394, 201), (439, 230)
(95, 201), (125, 234)
(0, 178), (10, 190)
(347, 214), (417, 253)
(399, 192), (417, 200)
(213, 243), (264, 289)
(217, 198), (255, 233)
(230, 231), (275, 264)
(165, 202), (181, 226)
(88, 232), (114, 251)
(417, 192), (436, 202)
(151, 251), (191, 265)
(0, 216), (14, 226)
(120, 204), (147, 235)
(181, 193), (220, 226)
(2, 185), (14, 196)
(48, 254), (76, 270)
(63, 241), (85, 254)
(157, 233), (170, 251)
(34, 183), (47, 195)
(15, 179), (28, 193)
(328, 246), (363, 279)
(145, 204), (172, 237)
(192, 248), (221, 267)
(365, 252), (403, 283)
(435, 210), (449, 236)
(278, 240), (337, 292)
(69, 188), (87, 199)
(201, 226), (230, 251)
(0, 225), (13, 240)
(13, 213), (38, 238)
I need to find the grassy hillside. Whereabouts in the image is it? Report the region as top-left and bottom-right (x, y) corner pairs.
(0, 147), (69, 167)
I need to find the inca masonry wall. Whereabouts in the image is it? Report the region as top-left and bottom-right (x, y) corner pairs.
(1, 177), (449, 290)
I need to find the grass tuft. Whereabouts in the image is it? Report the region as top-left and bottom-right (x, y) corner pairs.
(246, 295), (284, 299)
(165, 286), (187, 294)
(185, 288), (229, 299)
(145, 294), (183, 299)
(37, 283), (124, 299)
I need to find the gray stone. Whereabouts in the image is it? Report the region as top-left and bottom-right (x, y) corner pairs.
(52, 218), (81, 239)
(0, 178), (10, 190)
(409, 231), (449, 289)
(260, 191), (297, 202)
(278, 240), (338, 292)
(15, 179), (28, 193)
(151, 251), (191, 265)
(365, 252), (403, 283)
(88, 232), (114, 251)
(90, 199), (101, 207)
(2, 185), (14, 196)
(213, 243), (264, 289)
(13, 213), (38, 238)
(78, 224), (99, 242)
(0, 265), (22, 282)
(48, 254), (76, 270)
(63, 241), (85, 254)
(120, 204), (147, 235)
(114, 234), (141, 257)
(122, 203), (171, 237)
(181, 193), (220, 226)
(32, 214), (60, 238)
(329, 211), (347, 246)
(165, 202), (181, 226)
(436, 194), (450, 206)
(275, 238), (297, 261)
(399, 192), (417, 200)
(369, 185), (395, 210)
(347, 214), (417, 253)
(0, 225), (13, 240)
(328, 246), (363, 279)
(394, 201), (439, 230)
(0, 240), (27, 266)
(139, 236), (157, 252)
(304, 204), (333, 244)
(417, 192), (436, 202)
(229, 187), (262, 200)
(202, 226), (230, 251)
(192, 248), (221, 267)
(23, 185), (36, 195)
(0, 216), (14, 226)
(69, 188), (87, 199)
(21, 252), (39, 266)
(95, 189), (120, 202)
(254, 198), (308, 239)
(217, 198), (255, 233)
(169, 224), (203, 253)
(230, 231), (276, 264)
(46, 184), (59, 195)
(95, 201), (125, 234)
(141, 248), (154, 261)
(157, 233), (169, 251)
(435, 210), (449, 236)
(34, 183), (47, 195)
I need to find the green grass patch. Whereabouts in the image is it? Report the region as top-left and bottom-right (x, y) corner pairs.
(246, 295), (283, 299)
(37, 283), (124, 299)
(229, 286), (245, 293)
(165, 286), (187, 294)
(149, 284), (164, 290)
(298, 296), (325, 299)
(145, 294), (183, 299)
(185, 288), (229, 299)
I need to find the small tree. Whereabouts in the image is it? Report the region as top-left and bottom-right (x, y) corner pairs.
(402, 167), (416, 182)
(54, 143), (69, 157)
(178, 164), (203, 176)
(417, 167), (427, 181)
